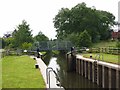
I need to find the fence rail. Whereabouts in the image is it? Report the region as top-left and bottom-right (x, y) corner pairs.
(32, 41), (73, 51)
(88, 47), (120, 55)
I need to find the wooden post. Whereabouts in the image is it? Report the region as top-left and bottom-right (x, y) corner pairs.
(76, 59), (78, 73)
(81, 60), (83, 76)
(90, 62), (92, 81)
(118, 70), (120, 88)
(79, 59), (82, 75)
(85, 61), (87, 78)
(102, 65), (105, 88)
(111, 69), (116, 88)
(78, 59), (80, 74)
(88, 62), (90, 80)
(92, 62), (94, 82)
(109, 68), (111, 88)
(98, 65), (103, 87)
(116, 69), (119, 88)
(83, 60), (85, 76)
(97, 64), (99, 85)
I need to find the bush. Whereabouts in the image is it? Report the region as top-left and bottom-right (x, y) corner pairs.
(22, 42), (32, 50)
(116, 41), (120, 48)
(78, 30), (92, 47)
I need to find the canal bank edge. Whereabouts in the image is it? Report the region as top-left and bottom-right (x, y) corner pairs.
(66, 53), (120, 89)
(30, 56), (65, 89)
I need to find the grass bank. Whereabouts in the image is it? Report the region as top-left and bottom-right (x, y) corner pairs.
(2, 55), (46, 88)
(83, 53), (119, 64)
(0, 56), (1, 89)
(91, 40), (117, 48)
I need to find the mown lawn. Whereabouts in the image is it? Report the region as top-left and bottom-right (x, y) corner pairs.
(83, 53), (119, 64)
(2, 55), (46, 88)
(91, 41), (117, 48)
(0, 57), (1, 89)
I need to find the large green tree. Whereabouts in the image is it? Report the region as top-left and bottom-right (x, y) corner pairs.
(13, 20), (33, 48)
(53, 2), (115, 44)
(33, 31), (49, 42)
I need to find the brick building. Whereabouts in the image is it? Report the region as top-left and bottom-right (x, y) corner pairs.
(111, 30), (120, 40)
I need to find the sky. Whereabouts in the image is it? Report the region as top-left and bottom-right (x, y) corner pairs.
(0, 0), (119, 39)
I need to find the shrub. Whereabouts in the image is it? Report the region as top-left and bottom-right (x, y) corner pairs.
(22, 42), (32, 50)
(78, 30), (92, 47)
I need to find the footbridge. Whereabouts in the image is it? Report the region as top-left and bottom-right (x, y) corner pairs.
(32, 41), (73, 51)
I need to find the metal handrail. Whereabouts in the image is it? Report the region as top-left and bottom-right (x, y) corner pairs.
(95, 53), (104, 61)
(48, 70), (52, 88)
(46, 67), (54, 84)
(46, 67), (62, 88)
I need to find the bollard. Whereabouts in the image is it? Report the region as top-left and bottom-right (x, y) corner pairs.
(35, 64), (39, 69)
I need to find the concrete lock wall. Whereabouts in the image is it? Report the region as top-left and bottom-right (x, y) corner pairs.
(66, 54), (120, 89)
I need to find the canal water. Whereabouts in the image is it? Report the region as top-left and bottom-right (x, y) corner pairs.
(43, 52), (99, 88)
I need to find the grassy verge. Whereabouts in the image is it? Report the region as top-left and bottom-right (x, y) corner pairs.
(83, 53), (119, 64)
(2, 55), (46, 88)
(0, 56), (1, 89)
(91, 41), (117, 48)
(52, 50), (60, 55)
(40, 51), (46, 55)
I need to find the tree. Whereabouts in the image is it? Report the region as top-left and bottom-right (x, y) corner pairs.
(53, 8), (70, 39)
(53, 2), (115, 43)
(13, 20), (33, 48)
(4, 37), (14, 49)
(78, 30), (92, 47)
(34, 31), (49, 42)
(95, 10), (115, 40)
(64, 33), (80, 47)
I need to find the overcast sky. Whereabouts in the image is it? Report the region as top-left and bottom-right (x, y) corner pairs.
(0, 0), (119, 39)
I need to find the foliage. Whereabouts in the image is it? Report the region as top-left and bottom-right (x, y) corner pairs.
(92, 40), (117, 48)
(63, 33), (80, 46)
(13, 20), (33, 48)
(32, 31), (49, 49)
(2, 21), (49, 50)
(22, 42), (32, 50)
(34, 31), (49, 42)
(4, 37), (14, 49)
(116, 41), (120, 48)
(53, 2), (116, 46)
(78, 30), (92, 47)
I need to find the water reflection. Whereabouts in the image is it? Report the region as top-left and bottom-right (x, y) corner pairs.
(48, 57), (60, 72)
(42, 51), (52, 65)
(43, 53), (99, 88)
